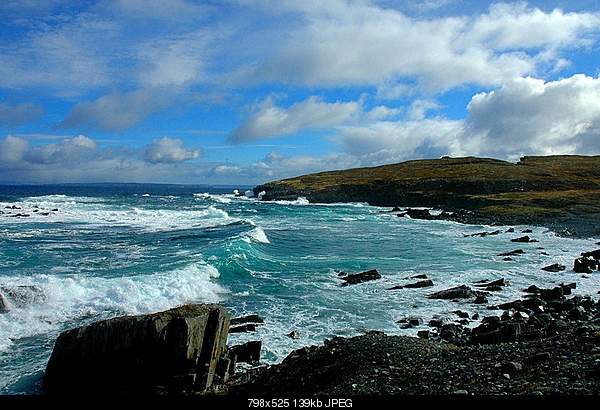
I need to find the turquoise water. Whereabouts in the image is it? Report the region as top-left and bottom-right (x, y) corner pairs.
(0, 184), (598, 394)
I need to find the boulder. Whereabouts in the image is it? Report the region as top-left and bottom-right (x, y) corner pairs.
(229, 324), (257, 333)
(474, 279), (508, 288)
(230, 341), (262, 364)
(287, 330), (300, 339)
(231, 314), (264, 326)
(44, 304), (230, 395)
(473, 295), (488, 304)
(498, 249), (524, 257)
(428, 285), (475, 300)
(511, 236), (538, 243)
(405, 208), (434, 220)
(340, 269), (381, 286)
(581, 249), (600, 259)
(387, 279), (433, 290)
(541, 263), (566, 273)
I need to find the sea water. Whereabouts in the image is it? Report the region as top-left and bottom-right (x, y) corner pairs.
(0, 184), (598, 394)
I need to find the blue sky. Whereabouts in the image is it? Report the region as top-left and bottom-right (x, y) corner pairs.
(1, 0), (600, 185)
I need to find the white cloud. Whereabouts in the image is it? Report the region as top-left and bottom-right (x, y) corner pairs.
(463, 74), (600, 158)
(0, 135), (29, 163)
(143, 137), (201, 163)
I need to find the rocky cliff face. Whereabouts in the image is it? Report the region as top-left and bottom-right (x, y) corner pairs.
(44, 304), (231, 395)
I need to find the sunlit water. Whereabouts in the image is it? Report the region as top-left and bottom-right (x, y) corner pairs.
(0, 184), (598, 394)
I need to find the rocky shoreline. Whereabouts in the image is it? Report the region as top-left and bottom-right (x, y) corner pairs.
(38, 242), (600, 396)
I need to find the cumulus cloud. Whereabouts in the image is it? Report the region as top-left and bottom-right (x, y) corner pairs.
(0, 101), (44, 127)
(61, 89), (175, 132)
(463, 74), (600, 158)
(143, 137), (201, 163)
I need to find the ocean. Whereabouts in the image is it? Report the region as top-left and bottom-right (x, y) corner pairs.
(0, 184), (598, 394)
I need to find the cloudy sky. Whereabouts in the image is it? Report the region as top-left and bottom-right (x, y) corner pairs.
(1, 0), (600, 185)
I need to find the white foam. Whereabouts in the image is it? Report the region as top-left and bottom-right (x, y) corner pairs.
(0, 262), (227, 352)
(242, 227), (271, 244)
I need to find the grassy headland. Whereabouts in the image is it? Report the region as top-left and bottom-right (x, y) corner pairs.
(254, 155), (600, 237)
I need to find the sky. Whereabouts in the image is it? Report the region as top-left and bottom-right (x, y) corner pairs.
(1, 0), (600, 185)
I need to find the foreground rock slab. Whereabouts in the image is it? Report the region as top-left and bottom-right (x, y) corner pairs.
(44, 304), (230, 395)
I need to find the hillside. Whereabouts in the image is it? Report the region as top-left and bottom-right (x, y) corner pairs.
(253, 156), (600, 237)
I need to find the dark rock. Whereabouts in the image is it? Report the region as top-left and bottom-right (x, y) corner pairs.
(409, 274), (428, 279)
(454, 310), (470, 319)
(230, 341), (262, 364)
(574, 256), (598, 273)
(387, 279), (434, 290)
(542, 263), (566, 272)
(474, 279), (508, 288)
(506, 228), (515, 233)
(473, 295), (488, 304)
(428, 285), (475, 300)
(581, 249), (600, 259)
(405, 208), (433, 220)
(524, 352), (551, 365)
(44, 304), (230, 394)
(417, 330), (430, 339)
(231, 314), (264, 326)
(0, 293), (8, 313)
(523, 285), (541, 293)
(429, 319), (444, 328)
(287, 330), (300, 339)
(503, 257), (513, 261)
(521, 229), (533, 233)
(500, 361), (523, 374)
(498, 249), (524, 257)
(511, 236), (538, 243)
(340, 269), (381, 286)
(230, 324), (257, 333)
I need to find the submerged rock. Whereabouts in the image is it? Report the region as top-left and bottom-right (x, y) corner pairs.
(231, 314), (264, 326)
(428, 285), (475, 300)
(340, 269), (381, 286)
(44, 304), (230, 395)
(230, 324), (257, 333)
(287, 330), (300, 339)
(498, 249), (524, 257)
(387, 279), (434, 290)
(541, 263), (566, 272)
(511, 236), (538, 243)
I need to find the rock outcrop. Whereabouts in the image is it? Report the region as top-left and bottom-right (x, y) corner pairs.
(339, 269), (381, 286)
(44, 304), (231, 395)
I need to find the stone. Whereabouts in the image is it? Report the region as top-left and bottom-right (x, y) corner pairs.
(498, 249), (524, 257)
(474, 279), (508, 288)
(454, 310), (470, 319)
(44, 304), (230, 395)
(428, 285), (475, 300)
(511, 236), (538, 243)
(231, 314), (264, 326)
(521, 229), (533, 233)
(287, 330), (300, 339)
(541, 263), (566, 273)
(229, 324), (257, 333)
(474, 295), (488, 304)
(501, 361), (523, 374)
(230, 341), (262, 364)
(340, 269), (381, 286)
(387, 279), (434, 290)
(417, 330), (430, 339)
